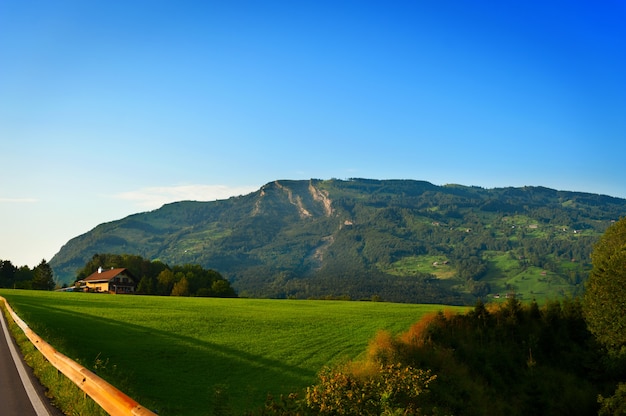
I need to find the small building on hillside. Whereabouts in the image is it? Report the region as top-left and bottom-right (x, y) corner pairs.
(79, 267), (137, 294)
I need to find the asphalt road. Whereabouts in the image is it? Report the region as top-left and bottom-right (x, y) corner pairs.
(0, 310), (61, 416)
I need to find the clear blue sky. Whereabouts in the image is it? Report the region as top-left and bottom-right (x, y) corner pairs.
(1, 0), (625, 268)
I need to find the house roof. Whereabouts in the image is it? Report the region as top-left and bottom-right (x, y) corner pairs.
(82, 268), (134, 283)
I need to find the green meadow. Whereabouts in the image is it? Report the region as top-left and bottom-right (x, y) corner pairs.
(379, 250), (584, 303)
(383, 255), (456, 279)
(0, 290), (463, 415)
(480, 252), (579, 301)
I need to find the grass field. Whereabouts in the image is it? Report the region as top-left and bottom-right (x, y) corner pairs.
(381, 255), (456, 279)
(0, 290), (464, 415)
(379, 251), (582, 303)
(480, 252), (583, 302)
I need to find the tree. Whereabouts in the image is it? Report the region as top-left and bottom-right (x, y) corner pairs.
(171, 277), (190, 296)
(305, 364), (436, 415)
(157, 269), (176, 295)
(136, 276), (156, 294)
(32, 259), (55, 290)
(14, 266), (34, 289)
(599, 383), (626, 416)
(210, 279), (237, 298)
(583, 217), (626, 352)
(0, 259), (17, 287)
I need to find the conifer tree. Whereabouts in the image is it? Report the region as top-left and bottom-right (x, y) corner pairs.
(32, 259), (55, 290)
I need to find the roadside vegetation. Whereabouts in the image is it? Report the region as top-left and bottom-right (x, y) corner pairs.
(0, 304), (107, 415)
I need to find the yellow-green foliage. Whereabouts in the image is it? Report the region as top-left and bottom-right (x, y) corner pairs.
(584, 217), (626, 351)
(598, 382), (626, 416)
(305, 363), (435, 416)
(291, 299), (620, 416)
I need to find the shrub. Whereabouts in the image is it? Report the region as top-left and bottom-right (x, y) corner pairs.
(305, 363), (436, 415)
(598, 383), (626, 416)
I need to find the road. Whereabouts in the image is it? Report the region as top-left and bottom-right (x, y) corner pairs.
(0, 310), (61, 416)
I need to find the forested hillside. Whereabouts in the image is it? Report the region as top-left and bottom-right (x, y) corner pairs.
(50, 179), (626, 304)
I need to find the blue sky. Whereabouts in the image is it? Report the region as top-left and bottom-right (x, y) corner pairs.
(1, 1), (625, 268)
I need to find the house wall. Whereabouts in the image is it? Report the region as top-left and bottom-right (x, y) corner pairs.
(86, 282), (109, 292)
(111, 274), (135, 293)
(112, 285), (134, 294)
(113, 275), (132, 284)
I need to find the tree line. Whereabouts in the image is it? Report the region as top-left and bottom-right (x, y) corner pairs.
(0, 259), (55, 290)
(76, 253), (237, 297)
(1, 253), (237, 298)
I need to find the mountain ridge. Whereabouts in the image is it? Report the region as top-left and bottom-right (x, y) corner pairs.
(50, 178), (626, 304)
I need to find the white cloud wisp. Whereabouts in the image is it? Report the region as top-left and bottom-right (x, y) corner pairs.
(113, 184), (258, 210)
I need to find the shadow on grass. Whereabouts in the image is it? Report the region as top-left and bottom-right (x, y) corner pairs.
(10, 301), (316, 415)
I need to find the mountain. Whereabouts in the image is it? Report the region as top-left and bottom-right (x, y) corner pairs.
(50, 179), (626, 304)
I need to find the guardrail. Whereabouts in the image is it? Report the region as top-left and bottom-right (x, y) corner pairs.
(0, 296), (156, 416)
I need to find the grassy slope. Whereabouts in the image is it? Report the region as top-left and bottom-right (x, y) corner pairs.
(380, 251), (579, 303)
(0, 289), (464, 415)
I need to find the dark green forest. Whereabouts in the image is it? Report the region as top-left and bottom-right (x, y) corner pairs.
(50, 179), (626, 304)
(0, 258), (55, 290)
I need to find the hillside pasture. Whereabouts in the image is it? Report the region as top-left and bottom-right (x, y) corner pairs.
(0, 290), (462, 415)
(382, 255), (455, 279)
(481, 252), (585, 302)
(383, 251), (584, 303)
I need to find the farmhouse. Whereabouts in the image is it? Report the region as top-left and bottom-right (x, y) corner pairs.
(79, 267), (137, 294)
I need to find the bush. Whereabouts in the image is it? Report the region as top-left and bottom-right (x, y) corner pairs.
(598, 383), (626, 416)
(305, 363), (436, 415)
